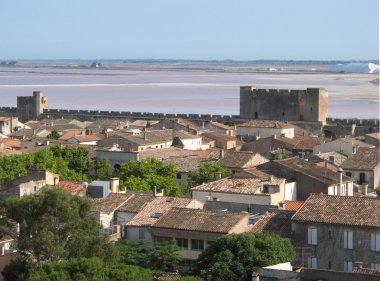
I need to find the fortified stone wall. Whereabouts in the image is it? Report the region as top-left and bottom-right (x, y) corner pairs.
(0, 106), (377, 137)
(240, 86), (328, 123)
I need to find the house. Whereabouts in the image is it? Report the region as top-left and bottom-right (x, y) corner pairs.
(66, 133), (103, 145)
(206, 121), (236, 136)
(292, 136), (331, 156)
(365, 132), (380, 148)
(125, 196), (203, 243)
(142, 129), (202, 150)
(152, 118), (204, 135)
(129, 120), (158, 130)
(57, 181), (86, 197)
(0, 170), (59, 200)
(0, 117), (18, 135)
(241, 135), (297, 158)
(258, 157), (354, 201)
(218, 151), (269, 173)
(191, 174), (286, 207)
(201, 131), (237, 150)
(340, 147), (380, 189)
(86, 119), (130, 132)
(115, 192), (155, 228)
(305, 152), (347, 171)
(98, 134), (167, 152)
(150, 208), (248, 260)
(313, 137), (374, 156)
(237, 120), (295, 139)
(90, 192), (133, 238)
(291, 194), (380, 272)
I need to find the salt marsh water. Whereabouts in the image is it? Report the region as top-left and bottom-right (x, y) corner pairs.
(0, 66), (378, 119)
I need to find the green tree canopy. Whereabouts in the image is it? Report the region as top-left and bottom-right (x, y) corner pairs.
(115, 239), (182, 272)
(115, 158), (180, 196)
(47, 130), (60, 140)
(194, 233), (295, 281)
(187, 162), (231, 189)
(3, 257), (152, 281)
(95, 157), (113, 180)
(1, 188), (114, 263)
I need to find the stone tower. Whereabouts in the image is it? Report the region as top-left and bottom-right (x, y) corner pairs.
(17, 91), (48, 122)
(240, 86), (328, 123)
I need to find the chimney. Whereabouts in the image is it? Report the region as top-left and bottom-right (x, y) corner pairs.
(362, 183), (368, 196)
(154, 186), (164, 197)
(110, 178), (120, 193)
(105, 132), (108, 139)
(354, 261), (363, 269)
(144, 132), (147, 141)
(273, 134), (277, 139)
(325, 160), (328, 169)
(338, 167), (343, 195)
(220, 149), (225, 159)
(215, 171), (222, 180)
(127, 143), (133, 152)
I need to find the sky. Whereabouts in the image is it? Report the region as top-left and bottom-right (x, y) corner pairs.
(0, 0), (379, 60)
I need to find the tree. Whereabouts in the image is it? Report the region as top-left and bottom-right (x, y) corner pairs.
(95, 158), (112, 180)
(178, 276), (205, 281)
(187, 162), (231, 189)
(194, 233), (295, 281)
(47, 130), (60, 140)
(115, 158), (180, 196)
(115, 239), (182, 272)
(3, 257), (153, 281)
(1, 188), (114, 263)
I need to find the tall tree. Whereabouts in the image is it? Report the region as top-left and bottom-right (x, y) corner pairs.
(187, 162), (231, 188)
(95, 158), (113, 180)
(194, 233), (295, 281)
(116, 158), (180, 195)
(1, 188), (114, 263)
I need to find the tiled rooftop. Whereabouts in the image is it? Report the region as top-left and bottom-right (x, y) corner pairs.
(90, 193), (133, 214)
(117, 193), (155, 213)
(248, 211), (293, 238)
(291, 193), (380, 228)
(210, 121), (234, 130)
(341, 147), (380, 170)
(192, 176), (283, 195)
(138, 147), (198, 160)
(57, 181), (86, 196)
(127, 197), (193, 227)
(219, 151), (269, 169)
(293, 136), (330, 149)
(283, 200), (304, 212)
(163, 158), (209, 173)
(152, 207), (248, 234)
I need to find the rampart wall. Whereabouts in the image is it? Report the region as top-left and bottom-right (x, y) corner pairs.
(0, 106), (378, 136)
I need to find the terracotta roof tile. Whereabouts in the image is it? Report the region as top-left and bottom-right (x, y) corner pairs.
(219, 151), (269, 169)
(283, 200), (304, 211)
(152, 208), (248, 234)
(291, 193), (380, 228)
(341, 147), (379, 170)
(90, 193), (133, 214)
(127, 197), (193, 227)
(293, 136), (331, 150)
(57, 181), (86, 196)
(163, 158), (210, 173)
(248, 211), (293, 238)
(58, 130), (83, 141)
(117, 194), (155, 213)
(0, 139), (21, 149)
(352, 267), (380, 275)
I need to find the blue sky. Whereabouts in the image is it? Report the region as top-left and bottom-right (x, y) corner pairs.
(0, 0), (378, 60)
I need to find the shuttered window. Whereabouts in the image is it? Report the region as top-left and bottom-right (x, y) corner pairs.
(371, 234), (380, 251)
(308, 227), (317, 245)
(344, 261), (353, 272)
(343, 231), (353, 249)
(308, 257), (317, 269)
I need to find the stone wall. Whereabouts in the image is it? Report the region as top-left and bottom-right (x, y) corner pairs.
(240, 86), (328, 123)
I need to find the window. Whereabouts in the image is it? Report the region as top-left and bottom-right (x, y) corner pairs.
(191, 239), (204, 251)
(346, 172), (352, 177)
(328, 261), (332, 269)
(308, 227), (317, 245)
(343, 231), (353, 249)
(207, 241), (215, 247)
(371, 263), (380, 270)
(359, 173), (366, 184)
(154, 236), (171, 243)
(371, 233), (380, 251)
(138, 228), (145, 240)
(344, 261), (353, 272)
(176, 238), (188, 249)
(176, 173), (182, 179)
(308, 257), (317, 269)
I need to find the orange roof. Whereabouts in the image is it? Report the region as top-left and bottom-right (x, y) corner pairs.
(73, 134), (102, 143)
(57, 181), (86, 196)
(283, 200), (304, 211)
(58, 130), (83, 141)
(0, 139), (21, 149)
